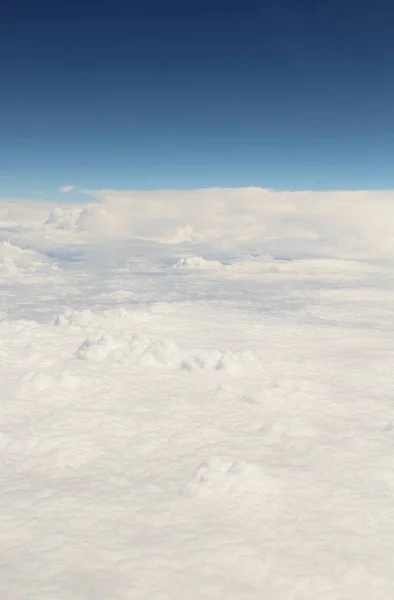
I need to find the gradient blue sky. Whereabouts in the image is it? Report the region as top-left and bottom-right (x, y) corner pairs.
(1, 0), (394, 199)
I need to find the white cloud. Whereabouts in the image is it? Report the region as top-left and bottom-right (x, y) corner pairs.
(58, 185), (76, 194)
(83, 186), (394, 259)
(2, 186), (394, 260)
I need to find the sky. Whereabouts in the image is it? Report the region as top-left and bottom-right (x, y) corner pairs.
(1, 0), (394, 199)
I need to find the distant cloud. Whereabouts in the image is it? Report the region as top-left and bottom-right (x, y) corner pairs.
(1, 186), (393, 261)
(58, 185), (76, 194)
(84, 186), (394, 260)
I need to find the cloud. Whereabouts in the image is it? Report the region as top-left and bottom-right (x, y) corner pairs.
(82, 186), (394, 259)
(2, 187), (394, 260)
(58, 185), (76, 194)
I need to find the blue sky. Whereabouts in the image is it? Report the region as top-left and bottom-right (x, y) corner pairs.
(1, 0), (394, 198)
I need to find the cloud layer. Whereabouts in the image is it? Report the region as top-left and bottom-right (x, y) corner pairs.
(84, 187), (394, 259)
(2, 187), (394, 260)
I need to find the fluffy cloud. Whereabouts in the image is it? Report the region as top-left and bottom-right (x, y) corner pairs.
(2, 186), (394, 260)
(83, 186), (394, 258)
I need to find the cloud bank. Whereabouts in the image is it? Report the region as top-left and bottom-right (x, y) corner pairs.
(2, 187), (394, 260)
(84, 187), (394, 259)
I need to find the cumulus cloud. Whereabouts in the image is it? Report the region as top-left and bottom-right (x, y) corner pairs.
(58, 185), (76, 194)
(2, 186), (394, 260)
(82, 186), (394, 258)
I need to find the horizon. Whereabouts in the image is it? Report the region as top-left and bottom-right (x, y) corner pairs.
(4, 184), (394, 206)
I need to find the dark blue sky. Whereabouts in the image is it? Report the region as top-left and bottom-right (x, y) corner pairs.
(1, 0), (394, 197)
